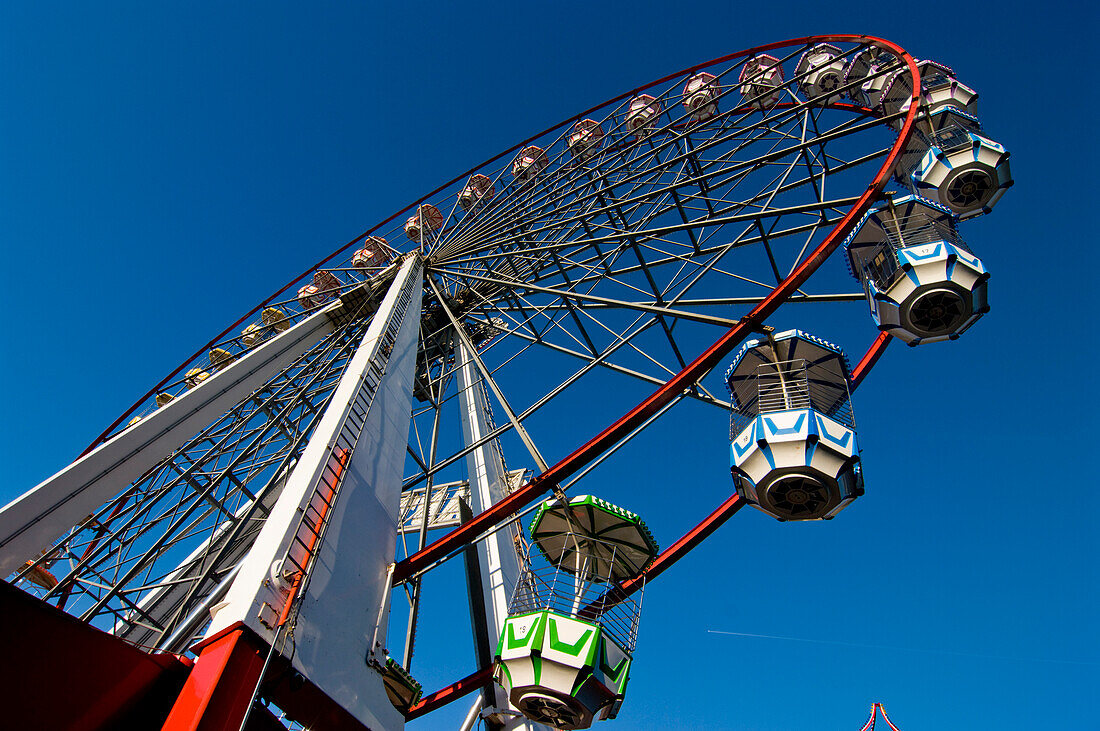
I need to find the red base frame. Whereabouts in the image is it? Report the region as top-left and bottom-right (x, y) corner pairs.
(0, 579), (191, 730)
(162, 625), (269, 731)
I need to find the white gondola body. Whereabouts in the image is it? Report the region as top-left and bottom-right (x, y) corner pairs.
(297, 284), (321, 309)
(496, 611), (631, 730)
(568, 119), (605, 160)
(858, 63), (893, 109)
(512, 146), (549, 182)
(866, 241), (989, 345)
(682, 73), (719, 121)
(739, 56), (785, 109)
(352, 248), (375, 268)
(353, 237), (389, 268)
(403, 216), (422, 241)
(625, 94), (661, 137)
(795, 44), (847, 104)
(458, 174), (495, 211)
(844, 46), (896, 106)
(731, 408), (861, 521)
(911, 132), (1012, 219)
(881, 60), (978, 127)
(725, 330), (863, 522)
(845, 194), (990, 345)
(404, 204), (444, 241)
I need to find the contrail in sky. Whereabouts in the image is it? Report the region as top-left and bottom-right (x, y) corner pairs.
(706, 630), (1098, 666)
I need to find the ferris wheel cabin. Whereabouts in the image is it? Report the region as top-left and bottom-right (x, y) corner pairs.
(512, 145), (549, 181)
(725, 331), (863, 521)
(458, 174), (495, 211)
(404, 203), (444, 241)
(878, 58), (1011, 219)
(496, 495), (656, 729)
(739, 54), (785, 109)
(568, 119), (605, 160)
(845, 194), (989, 345)
(880, 59), (979, 124)
(208, 347), (235, 371)
(297, 270), (344, 310)
(795, 43), (847, 104)
(682, 72), (720, 121)
(352, 236), (390, 269)
(908, 120), (1011, 219)
(241, 305), (291, 348)
(625, 94), (661, 138)
(843, 45), (897, 108)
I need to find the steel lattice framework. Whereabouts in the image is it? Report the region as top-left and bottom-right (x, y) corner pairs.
(0, 34), (982, 730)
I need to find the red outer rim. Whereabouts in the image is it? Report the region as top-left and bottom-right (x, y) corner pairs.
(851, 332), (893, 389)
(392, 34), (921, 585)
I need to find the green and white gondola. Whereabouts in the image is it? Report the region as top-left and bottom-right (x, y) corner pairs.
(495, 496), (657, 730)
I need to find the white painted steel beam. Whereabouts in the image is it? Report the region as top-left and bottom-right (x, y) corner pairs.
(0, 291), (372, 577)
(397, 479), (471, 534)
(205, 255), (423, 731)
(456, 340), (550, 730)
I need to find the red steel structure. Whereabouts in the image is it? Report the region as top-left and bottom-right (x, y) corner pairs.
(860, 703), (905, 731)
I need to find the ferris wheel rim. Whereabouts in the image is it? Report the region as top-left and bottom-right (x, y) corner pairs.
(1, 33), (940, 731)
(80, 33), (917, 457)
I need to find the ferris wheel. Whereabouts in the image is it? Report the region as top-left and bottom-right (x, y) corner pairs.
(0, 34), (1010, 731)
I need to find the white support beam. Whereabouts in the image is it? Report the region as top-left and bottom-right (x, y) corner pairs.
(456, 340), (550, 731)
(205, 255), (423, 731)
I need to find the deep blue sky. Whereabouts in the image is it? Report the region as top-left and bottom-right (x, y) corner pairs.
(1, 3), (1096, 729)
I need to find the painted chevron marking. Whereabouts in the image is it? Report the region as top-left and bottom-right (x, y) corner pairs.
(549, 619), (594, 657)
(732, 422), (757, 458)
(814, 413), (853, 448)
(505, 612), (544, 651)
(600, 654), (630, 684)
(764, 412), (806, 435)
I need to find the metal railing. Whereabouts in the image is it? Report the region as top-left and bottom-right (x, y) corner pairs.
(730, 359), (854, 437)
(851, 212), (970, 290)
(507, 535), (643, 653)
(894, 111), (981, 180)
